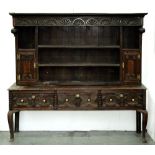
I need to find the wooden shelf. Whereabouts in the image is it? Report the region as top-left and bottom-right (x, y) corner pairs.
(38, 45), (120, 49)
(18, 49), (36, 52)
(8, 14), (147, 142)
(122, 48), (140, 51)
(40, 81), (121, 85)
(38, 63), (120, 67)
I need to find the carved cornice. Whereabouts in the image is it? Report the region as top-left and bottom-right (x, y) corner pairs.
(13, 16), (143, 26)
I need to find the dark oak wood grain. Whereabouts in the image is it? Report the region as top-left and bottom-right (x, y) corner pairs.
(8, 13), (147, 142)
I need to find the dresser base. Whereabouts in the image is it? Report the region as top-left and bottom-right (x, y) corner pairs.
(8, 83), (147, 142)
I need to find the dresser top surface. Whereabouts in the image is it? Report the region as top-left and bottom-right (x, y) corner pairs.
(8, 83), (146, 91)
(9, 13), (148, 17)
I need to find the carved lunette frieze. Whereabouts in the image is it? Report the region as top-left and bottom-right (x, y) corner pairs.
(53, 90), (58, 110)
(13, 16), (143, 26)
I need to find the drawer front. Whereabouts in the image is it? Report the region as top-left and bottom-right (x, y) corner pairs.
(10, 92), (54, 110)
(57, 90), (145, 110)
(9, 89), (145, 110)
(102, 93), (122, 107)
(101, 92), (144, 109)
(57, 90), (98, 110)
(124, 93), (144, 107)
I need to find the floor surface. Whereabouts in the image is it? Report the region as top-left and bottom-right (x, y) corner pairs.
(0, 131), (154, 145)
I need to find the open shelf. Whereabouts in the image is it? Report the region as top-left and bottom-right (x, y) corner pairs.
(38, 48), (120, 65)
(39, 66), (120, 83)
(18, 27), (35, 49)
(41, 81), (121, 85)
(38, 63), (120, 67)
(14, 20), (143, 86)
(38, 26), (120, 46)
(18, 49), (36, 52)
(38, 45), (120, 49)
(123, 26), (140, 49)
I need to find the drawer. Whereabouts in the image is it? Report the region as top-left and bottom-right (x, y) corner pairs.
(102, 93), (122, 107)
(10, 89), (145, 110)
(101, 92), (144, 109)
(124, 93), (144, 107)
(57, 90), (98, 110)
(11, 92), (54, 110)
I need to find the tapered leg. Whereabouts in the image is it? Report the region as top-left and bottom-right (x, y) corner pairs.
(15, 112), (19, 132)
(136, 111), (141, 133)
(137, 110), (148, 143)
(7, 111), (14, 141)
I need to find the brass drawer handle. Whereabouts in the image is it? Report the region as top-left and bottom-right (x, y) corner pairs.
(109, 98), (113, 102)
(132, 98), (135, 102)
(120, 94), (123, 97)
(32, 95), (36, 99)
(43, 99), (46, 103)
(122, 62), (124, 69)
(65, 98), (69, 102)
(20, 99), (24, 102)
(75, 94), (80, 98)
(34, 62), (37, 68)
(87, 98), (91, 102)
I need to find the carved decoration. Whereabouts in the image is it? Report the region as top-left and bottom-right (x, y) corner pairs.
(86, 18), (98, 25)
(53, 90), (58, 110)
(96, 92), (143, 108)
(9, 92), (13, 110)
(73, 18), (85, 26)
(102, 93), (120, 107)
(139, 27), (145, 33)
(14, 16), (143, 26)
(18, 54), (35, 81)
(11, 93), (54, 108)
(12, 93), (32, 107)
(59, 18), (72, 25)
(123, 51), (141, 82)
(58, 100), (75, 109)
(123, 93), (143, 107)
(11, 28), (18, 36)
(57, 92), (98, 110)
(96, 90), (103, 108)
(20, 55), (33, 60)
(73, 97), (82, 107)
(10, 91), (144, 110)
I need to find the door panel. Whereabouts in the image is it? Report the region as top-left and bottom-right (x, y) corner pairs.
(122, 50), (141, 85)
(17, 52), (37, 85)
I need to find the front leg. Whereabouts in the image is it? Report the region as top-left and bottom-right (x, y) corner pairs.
(7, 110), (19, 141)
(15, 111), (20, 132)
(137, 110), (148, 143)
(7, 111), (14, 141)
(136, 111), (141, 133)
(142, 110), (148, 143)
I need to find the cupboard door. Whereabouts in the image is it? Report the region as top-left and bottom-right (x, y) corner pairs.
(122, 50), (141, 85)
(17, 52), (37, 85)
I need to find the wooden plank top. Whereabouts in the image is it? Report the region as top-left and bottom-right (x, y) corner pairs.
(8, 83), (146, 91)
